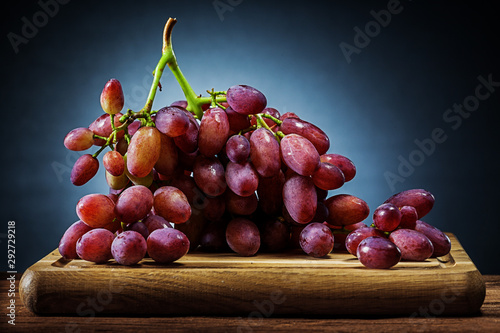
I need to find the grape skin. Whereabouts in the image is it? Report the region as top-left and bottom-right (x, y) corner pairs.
(226, 218), (260, 256)
(384, 189), (435, 219)
(71, 154), (99, 186)
(373, 203), (401, 232)
(226, 85), (267, 115)
(345, 226), (386, 256)
(154, 186), (192, 224)
(64, 128), (94, 151)
(282, 174), (317, 224)
(89, 113), (125, 146)
(111, 230), (147, 265)
(59, 220), (93, 259)
(76, 194), (116, 228)
(103, 150), (125, 176)
(127, 126), (162, 178)
(76, 228), (115, 264)
(399, 206), (418, 229)
(357, 236), (401, 269)
(100, 79), (124, 115)
(312, 162), (345, 190)
(193, 155), (226, 197)
(280, 134), (320, 177)
(155, 106), (190, 137)
(142, 214), (172, 233)
(154, 132), (179, 178)
(325, 194), (370, 226)
(198, 107), (230, 157)
(114, 185), (154, 224)
(226, 134), (250, 163)
(320, 154), (356, 182)
(299, 222), (334, 258)
(225, 161), (259, 197)
(249, 128), (281, 178)
(389, 229), (434, 261)
(147, 228), (190, 264)
(280, 117), (330, 155)
(414, 220), (451, 257)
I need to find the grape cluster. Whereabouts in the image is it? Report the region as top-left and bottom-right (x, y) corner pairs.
(344, 189), (451, 269)
(58, 18), (451, 268)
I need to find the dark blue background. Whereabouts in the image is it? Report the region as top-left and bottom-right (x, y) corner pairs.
(1, 0), (499, 274)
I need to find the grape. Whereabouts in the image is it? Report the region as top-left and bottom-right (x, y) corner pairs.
(261, 218), (290, 252)
(173, 116), (199, 153)
(76, 194), (116, 228)
(312, 201), (329, 223)
(280, 134), (320, 176)
(289, 225), (306, 249)
(226, 217), (260, 256)
(280, 112), (300, 121)
(280, 117), (330, 155)
(64, 128), (94, 151)
(282, 174), (317, 224)
(312, 162), (345, 190)
(170, 173), (200, 204)
(154, 132), (178, 178)
(170, 100), (188, 109)
(414, 220), (451, 257)
(193, 155), (226, 197)
(76, 228), (115, 264)
(257, 171), (285, 216)
(345, 226), (386, 256)
(111, 230), (147, 265)
(389, 229), (434, 261)
(126, 221), (150, 240)
(299, 222), (334, 258)
(249, 128), (281, 178)
(100, 79), (124, 115)
(225, 106), (251, 133)
(320, 154), (356, 182)
(155, 106), (190, 137)
(357, 236), (401, 269)
(123, 154), (154, 187)
(154, 186), (191, 224)
(226, 85), (267, 115)
(114, 185), (154, 224)
(126, 126), (162, 178)
(142, 214), (172, 233)
(226, 134), (250, 163)
(325, 194), (370, 226)
(105, 170), (129, 190)
(200, 220), (229, 252)
(384, 189), (435, 218)
(103, 150), (125, 176)
(225, 161), (259, 197)
(399, 206), (418, 229)
(89, 113), (125, 146)
(198, 107), (230, 156)
(225, 189), (258, 216)
(147, 228), (190, 263)
(373, 203), (401, 232)
(58, 220), (93, 259)
(71, 154), (99, 186)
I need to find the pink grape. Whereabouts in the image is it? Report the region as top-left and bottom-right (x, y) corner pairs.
(226, 85), (267, 115)
(299, 222), (334, 258)
(225, 161), (259, 197)
(71, 154), (99, 186)
(76, 193), (116, 228)
(100, 78), (124, 115)
(225, 189), (258, 216)
(64, 127), (94, 151)
(154, 186), (191, 224)
(193, 155), (226, 197)
(345, 226), (386, 256)
(325, 194), (370, 226)
(320, 154), (356, 182)
(58, 220), (93, 259)
(357, 236), (401, 269)
(111, 230), (147, 265)
(226, 134), (250, 163)
(249, 128), (281, 178)
(283, 174), (317, 224)
(312, 162), (345, 190)
(384, 189), (435, 219)
(414, 220), (451, 257)
(142, 214), (172, 233)
(155, 106), (190, 137)
(373, 203), (401, 232)
(154, 132), (178, 178)
(89, 113), (125, 146)
(399, 206), (418, 229)
(114, 185), (153, 224)
(226, 217), (260, 256)
(76, 228), (115, 264)
(389, 229), (434, 261)
(280, 134), (320, 176)
(198, 107), (230, 156)
(103, 150), (125, 176)
(280, 117), (330, 155)
(127, 126), (162, 178)
(147, 228), (190, 263)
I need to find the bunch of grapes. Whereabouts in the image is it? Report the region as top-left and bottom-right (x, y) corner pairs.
(57, 18), (451, 268)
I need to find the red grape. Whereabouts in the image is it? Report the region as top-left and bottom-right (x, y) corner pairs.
(389, 229), (434, 261)
(414, 220), (451, 257)
(249, 128), (281, 178)
(155, 106), (190, 137)
(198, 107), (230, 156)
(226, 217), (260, 256)
(100, 78), (124, 115)
(357, 236), (401, 269)
(71, 154), (99, 186)
(147, 228), (190, 263)
(114, 185), (154, 224)
(283, 174), (317, 224)
(76, 228), (115, 264)
(154, 186), (191, 224)
(111, 230), (147, 265)
(127, 126), (162, 178)
(299, 222), (334, 258)
(64, 127), (94, 151)
(325, 194), (369, 226)
(226, 85), (267, 115)
(280, 134), (320, 176)
(58, 220), (93, 259)
(373, 203), (401, 232)
(76, 194), (116, 228)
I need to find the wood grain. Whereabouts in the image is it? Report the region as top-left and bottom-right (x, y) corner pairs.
(19, 233), (485, 316)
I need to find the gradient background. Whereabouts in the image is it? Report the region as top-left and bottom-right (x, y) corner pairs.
(1, 0), (499, 274)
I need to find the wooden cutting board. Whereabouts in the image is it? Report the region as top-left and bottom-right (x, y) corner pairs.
(20, 233), (485, 316)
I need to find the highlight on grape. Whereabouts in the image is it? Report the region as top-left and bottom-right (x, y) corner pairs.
(58, 17), (451, 269)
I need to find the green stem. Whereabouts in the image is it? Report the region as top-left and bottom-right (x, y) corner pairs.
(261, 113), (282, 125)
